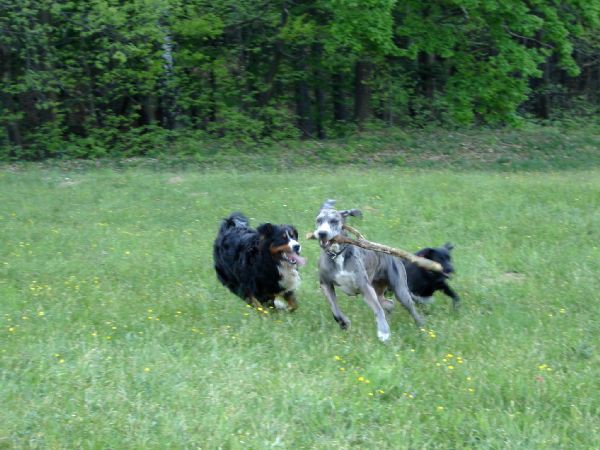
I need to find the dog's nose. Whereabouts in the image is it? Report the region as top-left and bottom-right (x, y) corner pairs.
(293, 244), (301, 253)
(318, 231), (327, 239)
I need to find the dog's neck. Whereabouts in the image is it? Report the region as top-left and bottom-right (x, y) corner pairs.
(326, 240), (348, 260)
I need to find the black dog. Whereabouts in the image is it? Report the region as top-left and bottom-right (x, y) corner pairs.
(402, 243), (460, 308)
(213, 213), (305, 311)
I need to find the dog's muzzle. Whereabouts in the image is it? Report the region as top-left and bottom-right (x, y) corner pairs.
(281, 245), (306, 266)
(317, 231), (333, 249)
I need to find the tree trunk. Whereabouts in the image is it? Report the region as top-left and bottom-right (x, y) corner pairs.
(354, 60), (373, 127)
(537, 57), (551, 119)
(160, 31), (177, 129)
(257, 2), (288, 107)
(143, 96), (158, 125)
(419, 52), (436, 99)
(313, 44), (326, 139)
(332, 72), (347, 122)
(296, 76), (313, 139)
(0, 44), (23, 149)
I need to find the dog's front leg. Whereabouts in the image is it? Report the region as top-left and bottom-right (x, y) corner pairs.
(283, 291), (299, 312)
(320, 282), (350, 330)
(249, 297), (263, 309)
(441, 283), (461, 309)
(359, 283), (391, 342)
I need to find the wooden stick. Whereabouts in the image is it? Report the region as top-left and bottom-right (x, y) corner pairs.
(340, 223), (366, 240)
(306, 225), (444, 273)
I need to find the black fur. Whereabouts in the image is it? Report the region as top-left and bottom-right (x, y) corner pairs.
(402, 243), (461, 308)
(213, 212), (303, 308)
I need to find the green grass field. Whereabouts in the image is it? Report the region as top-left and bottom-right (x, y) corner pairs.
(1, 165), (599, 448)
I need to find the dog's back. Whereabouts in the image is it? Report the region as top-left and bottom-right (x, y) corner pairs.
(213, 212), (256, 298)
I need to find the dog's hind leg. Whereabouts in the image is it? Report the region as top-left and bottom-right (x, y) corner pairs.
(374, 283), (395, 312)
(379, 296), (395, 312)
(249, 297), (263, 309)
(358, 283), (391, 342)
(411, 294), (434, 305)
(320, 282), (350, 330)
(361, 283), (390, 342)
(396, 287), (425, 327)
(389, 263), (425, 327)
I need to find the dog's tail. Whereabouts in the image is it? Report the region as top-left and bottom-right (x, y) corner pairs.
(220, 212), (249, 231)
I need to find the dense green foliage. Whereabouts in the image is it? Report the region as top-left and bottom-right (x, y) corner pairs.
(1, 0), (599, 158)
(1, 166), (599, 448)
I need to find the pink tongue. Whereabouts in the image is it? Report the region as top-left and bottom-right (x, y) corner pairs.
(290, 253), (306, 266)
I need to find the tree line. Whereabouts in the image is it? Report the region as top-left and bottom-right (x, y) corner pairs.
(1, 0), (599, 159)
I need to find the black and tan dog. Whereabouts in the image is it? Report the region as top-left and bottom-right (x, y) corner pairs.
(213, 212), (305, 311)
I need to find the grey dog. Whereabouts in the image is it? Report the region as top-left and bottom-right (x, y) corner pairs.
(314, 200), (424, 342)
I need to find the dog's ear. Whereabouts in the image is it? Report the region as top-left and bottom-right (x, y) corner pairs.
(416, 248), (434, 259)
(290, 226), (299, 240)
(320, 199), (336, 211)
(340, 208), (362, 219)
(257, 223), (274, 237)
(444, 242), (454, 251)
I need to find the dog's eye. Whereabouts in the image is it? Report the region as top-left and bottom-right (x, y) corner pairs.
(331, 219), (339, 225)
(317, 218), (323, 224)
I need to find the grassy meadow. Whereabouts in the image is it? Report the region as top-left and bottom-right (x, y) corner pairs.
(1, 164), (599, 448)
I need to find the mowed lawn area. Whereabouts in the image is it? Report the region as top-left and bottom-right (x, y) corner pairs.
(1, 166), (599, 448)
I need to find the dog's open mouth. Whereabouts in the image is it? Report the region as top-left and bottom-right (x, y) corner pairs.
(282, 251), (306, 266)
(319, 237), (332, 249)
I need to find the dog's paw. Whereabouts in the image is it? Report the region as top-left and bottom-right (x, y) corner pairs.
(334, 314), (351, 330)
(377, 329), (391, 342)
(412, 295), (433, 305)
(380, 298), (395, 312)
(274, 299), (288, 310)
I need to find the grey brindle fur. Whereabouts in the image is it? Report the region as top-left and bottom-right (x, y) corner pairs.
(314, 200), (424, 342)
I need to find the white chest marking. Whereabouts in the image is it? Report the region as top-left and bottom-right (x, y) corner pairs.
(278, 264), (300, 292)
(332, 255), (360, 295)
